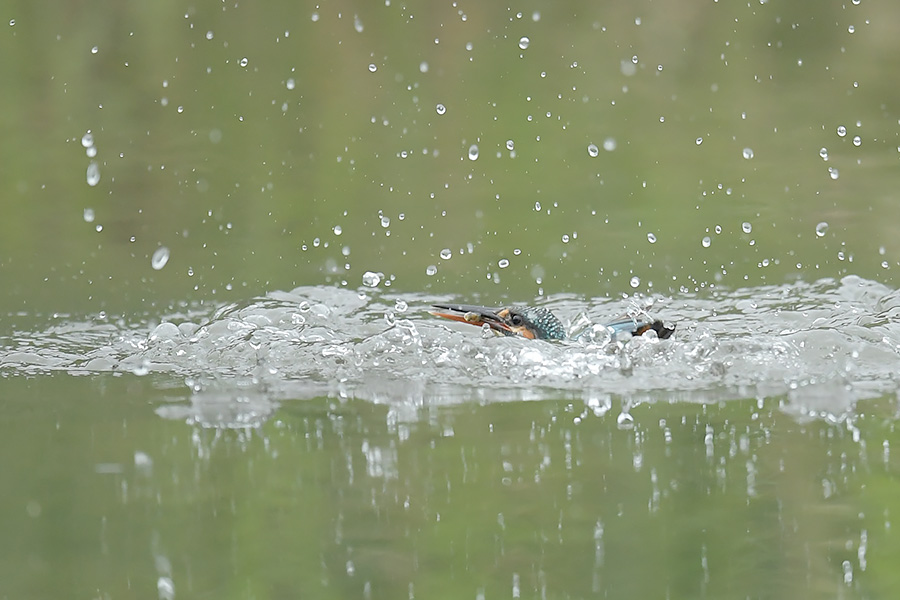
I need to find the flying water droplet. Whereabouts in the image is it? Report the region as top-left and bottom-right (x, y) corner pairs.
(742, 147), (754, 159)
(83, 208), (95, 223)
(362, 271), (382, 287)
(436, 103), (446, 115)
(852, 136), (861, 147)
(425, 265), (437, 276)
(828, 167), (840, 180)
(440, 248), (452, 260)
(518, 36), (530, 50)
(368, 63), (377, 72)
(587, 143), (599, 157)
(468, 144), (479, 160)
(151, 246), (170, 270)
(742, 222), (752, 233)
(647, 232), (657, 243)
(380, 216), (391, 228)
(701, 236), (711, 248)
(498, 258), (509, 268)
(239, 57), (249, 67)
(819, 147), (829, 160)
(81, 132), (94, 148)
(815, 222), (829, 237)
(603, 138), (617, 151)
(630, 276), (640, 288)
(86, 161), (101, 186)
(696, 137), (703, 145)
(837, 125), (847, 137)
(506, 139), (515, 151)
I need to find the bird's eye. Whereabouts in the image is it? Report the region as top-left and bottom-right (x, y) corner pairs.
(510, 313), (524, 326)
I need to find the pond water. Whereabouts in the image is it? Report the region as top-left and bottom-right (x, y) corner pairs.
(5, 0), (900, 597)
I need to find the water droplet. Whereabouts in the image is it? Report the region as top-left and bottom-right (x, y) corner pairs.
(882, 261), (890, 269)
(696, 137), (703, 145)
(286, 78), (296, 90)
(368, 63), (377, 72)
(419, 61), (429, 73)
(506, 139), (515, 151)
(91, 46), (99, 55)
(630, 276), (640, 288)
(81, 132), (94, 148)
(848, 24), (855, 33)
(815, 222), (829, 237)
(715, 225), (722, 234)
(518, 36), (530, 50)
(468, 144), (479, 160)
(380, 216), (391, 228)
(587, 143), (599, 157)
(440, 248), (452, 260)
(151, 246), (170, 270)
(603, 138), (617, 152)
(362, 271), (382, 287)
(837, 125), (847, 137)
(701, 236), (711, 248)
(436, 103), (446, 115)
(239, 57), (249, 67)
(95, 225), (103, 232)
(828, 167), (840, 180)
(333, 225), (342, 235)
(498, 258), (509, 268)
(742, 147), (754, 159)
(354, 15), (364, 33)
(742, 222), (752, 233)
(852, 136), (861, 147)
(83, 208), (95, 223)
(819, 147), (829, 160)
(647, 232), (657, 243)
(86, 161), (101, 186)
(562, 234), (570, 243)
(395, 299), (409, 312)
(206, 31), (214, 40)
(425, 265), (437, 276)
(534, 201), (541, 211)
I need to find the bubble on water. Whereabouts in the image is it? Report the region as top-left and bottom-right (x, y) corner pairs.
(815, 222), (829, 237)
(828, 167), (840, 180)
(837, 125), (847, 137)
(498, 258), (510, 268)
(86, 161), (101, 186)
(518, 36), (530, 50)
(742, 147), (754, 159)
(425, 265), (437, 276)
(286, 78), (296, 90)
(630, 276), (640, 288)
(696, 137), (703, 145)
(368, 63), (377, 72)
(440, 248), (452, 260)
(587, 143), (599, 157)
(239, 57), (249, 67)
(81, 132), (94, 148)
(333, 225), (342, 235)
(151, 246), (170, 270)
(603, 137), (617, 151)
(647, 232), (657, 244)
(362, 271), (382, 287)
(852, 136), (861, 147)
(819, 147), (828, 160)
(506, 139), (515, 151)
(701, 236), (711, 248)
(83, 208), (95, 223)
(436, 103), (446, 115)
(742, 222), (752, 233)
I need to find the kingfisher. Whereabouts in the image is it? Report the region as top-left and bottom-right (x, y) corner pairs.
(430, 303), (674, 341)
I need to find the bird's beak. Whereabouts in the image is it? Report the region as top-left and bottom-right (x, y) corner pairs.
(430, 304), (516, 336)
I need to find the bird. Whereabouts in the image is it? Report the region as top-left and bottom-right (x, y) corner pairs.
(430, 303), (674, 341)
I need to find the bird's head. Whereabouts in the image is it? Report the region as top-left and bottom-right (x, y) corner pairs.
(430, 304), (566, 340)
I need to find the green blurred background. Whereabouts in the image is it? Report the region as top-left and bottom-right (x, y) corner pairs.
(3, 0), (900, 316)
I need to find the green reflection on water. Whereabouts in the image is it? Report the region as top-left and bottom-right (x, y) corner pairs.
(1, 374), (897, 598)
